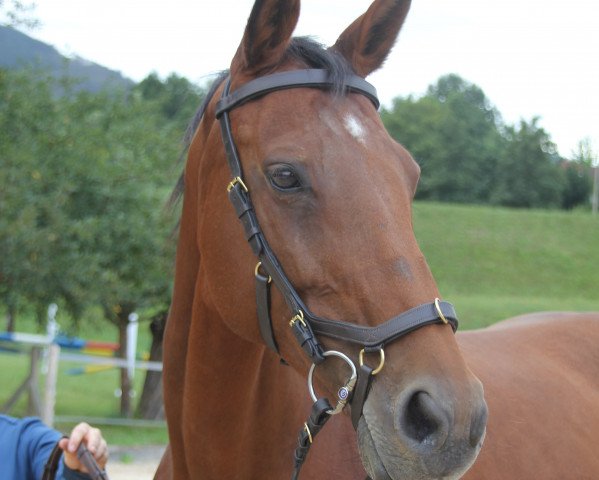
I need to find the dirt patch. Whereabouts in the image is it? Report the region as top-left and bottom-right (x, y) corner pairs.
(106, 444), (165, 480)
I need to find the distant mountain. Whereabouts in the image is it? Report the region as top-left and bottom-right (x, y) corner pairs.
(0, 25), (133, 92)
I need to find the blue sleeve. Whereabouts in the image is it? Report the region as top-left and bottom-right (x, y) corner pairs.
(5, 416), (63, 479)
(0, 415), (92, 480)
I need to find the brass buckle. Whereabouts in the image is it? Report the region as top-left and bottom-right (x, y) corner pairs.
(226, 176), (248, 193)
(359, 348), (385, 376)
(434, 298), (449, 325)
(289, 310), (306, 328)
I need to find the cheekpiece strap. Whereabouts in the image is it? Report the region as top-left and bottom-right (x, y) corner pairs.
(256, 268), (278, 354)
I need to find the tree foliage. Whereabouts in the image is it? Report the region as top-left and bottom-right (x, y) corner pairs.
(0, 68), (203, 328)
(0, 67), (205, 416)
(490, 118), (564, 208)
(381, 74), (591, 210)
(382, 74), (504, 203)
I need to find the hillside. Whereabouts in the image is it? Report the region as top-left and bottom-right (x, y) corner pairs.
(413, 202), (599, 328)
(0, 25), (132, 92)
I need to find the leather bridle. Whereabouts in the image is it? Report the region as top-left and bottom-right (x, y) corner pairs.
(215, 69), (458, 479)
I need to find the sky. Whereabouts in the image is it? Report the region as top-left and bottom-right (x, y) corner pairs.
(17, 0), (599, 158)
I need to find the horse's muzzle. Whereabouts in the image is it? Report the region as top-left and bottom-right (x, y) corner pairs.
(357, 378), (488, 480)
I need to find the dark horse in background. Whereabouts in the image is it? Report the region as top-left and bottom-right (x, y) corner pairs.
(155, 1), (599, 479)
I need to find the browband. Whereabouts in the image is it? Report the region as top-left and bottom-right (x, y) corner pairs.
(216, 68), (380, 118)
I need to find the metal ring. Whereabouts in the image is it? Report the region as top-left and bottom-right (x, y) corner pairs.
(359, 348), (385, 376)
(307, 350), (358, 415)
(434, 298), (449, 325)
(254, 262), (272, 283)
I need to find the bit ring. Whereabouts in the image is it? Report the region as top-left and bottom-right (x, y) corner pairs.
(308, 350), (357, 415)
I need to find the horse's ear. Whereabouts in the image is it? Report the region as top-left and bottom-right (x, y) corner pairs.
(332, 0), (411, 77)
(231, 0), (300, 76)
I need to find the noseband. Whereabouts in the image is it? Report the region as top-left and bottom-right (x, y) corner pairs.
(215, 69), (458, 478)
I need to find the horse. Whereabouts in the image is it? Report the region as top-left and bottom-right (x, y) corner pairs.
(156, 1), (599, 479)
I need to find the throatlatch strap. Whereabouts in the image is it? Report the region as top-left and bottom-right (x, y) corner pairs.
(291, 398), (333, 480)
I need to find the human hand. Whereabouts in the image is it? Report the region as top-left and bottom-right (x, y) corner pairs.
(58, 422), (109, 472)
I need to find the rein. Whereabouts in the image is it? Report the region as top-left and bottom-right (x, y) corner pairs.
(215, 68), (458, 478)
(43, 438), (109, 480)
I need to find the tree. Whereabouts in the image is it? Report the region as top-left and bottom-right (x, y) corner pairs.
(561, 138), (594, 210)
(64, 87), (178, 416)
(0, 68), (97, 329)
(136, 72), (204, 129)
(568, 138), (598, 214)
(491, 118), (565, 208)
(0, 66), (186, 417)
(382, 74), (505, 203)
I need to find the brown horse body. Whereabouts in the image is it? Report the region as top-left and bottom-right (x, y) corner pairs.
(460, 312), (599, 479)
(156, 1), (599, 479)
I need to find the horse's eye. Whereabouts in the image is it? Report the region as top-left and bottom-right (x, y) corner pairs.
(267, 165), (302, 190)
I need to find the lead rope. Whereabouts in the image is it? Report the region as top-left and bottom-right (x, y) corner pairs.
(76, 443), (110, 480)
(291, 397), (333, 480)
(42, 437), (66, 480)
(42, 437), (110, 480)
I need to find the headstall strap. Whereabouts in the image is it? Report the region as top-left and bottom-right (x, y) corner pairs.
(216, 68), (460, 479)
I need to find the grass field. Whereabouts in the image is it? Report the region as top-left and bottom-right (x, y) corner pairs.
(414, 202), (599, 328)
(1, 201), (598, 444)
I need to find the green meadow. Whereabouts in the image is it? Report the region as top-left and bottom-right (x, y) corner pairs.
(414, 202), (599, 328)
(1, 201), (598, 444)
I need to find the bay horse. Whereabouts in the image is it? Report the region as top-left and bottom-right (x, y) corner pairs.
(156, 1), (599, 479)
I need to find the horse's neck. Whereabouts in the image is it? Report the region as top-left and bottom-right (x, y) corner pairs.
(182, 299), (313, 477)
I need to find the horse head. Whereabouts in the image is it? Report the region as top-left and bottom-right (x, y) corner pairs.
(166, 1), (488, 479)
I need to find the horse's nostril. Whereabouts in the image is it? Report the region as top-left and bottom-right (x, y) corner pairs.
(401, 391), (448, 445)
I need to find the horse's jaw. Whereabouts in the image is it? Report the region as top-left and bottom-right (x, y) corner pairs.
(356, 406), (485, 480)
